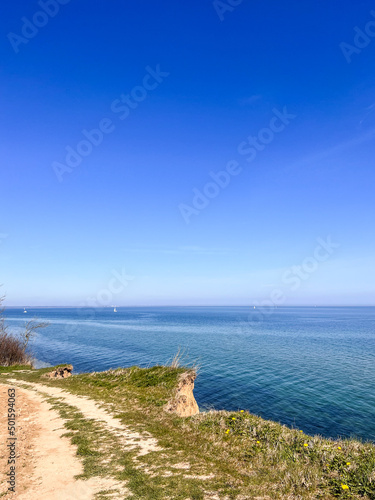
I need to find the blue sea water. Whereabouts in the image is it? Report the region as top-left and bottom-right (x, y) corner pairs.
(4, 306), (375, 442)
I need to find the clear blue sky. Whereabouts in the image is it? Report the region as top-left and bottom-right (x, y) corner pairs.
(1, 0), (374, 306)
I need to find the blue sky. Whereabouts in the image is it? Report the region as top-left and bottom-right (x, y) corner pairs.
(1, 0), (374, 306)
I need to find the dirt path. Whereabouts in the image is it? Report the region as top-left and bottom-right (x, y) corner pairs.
(7, 379), (161, 457)
(0, 378), (232, 500)
(0, 381), (135, 499)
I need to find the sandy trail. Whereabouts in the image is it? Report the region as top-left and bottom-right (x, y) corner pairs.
(7, 379), (161, 456)
(0, 378), (229, 500)
(1, 379), (162, 499)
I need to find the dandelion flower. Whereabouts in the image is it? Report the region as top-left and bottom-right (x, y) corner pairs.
(303, 443), (308, 447)
(300, 430), (303, 433)
(346, 462), (351, 466)
(225, 429), (230, 434)
(232, 417), (236, 420)
(240, 410), (244, 413)
(256, 441), (260, 444)
(341, 484), (349, 490)
(338, 446), (342, 450)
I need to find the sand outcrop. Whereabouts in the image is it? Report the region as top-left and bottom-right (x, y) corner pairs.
(43, 364), (73, 379)
(164, 371), (199, 417)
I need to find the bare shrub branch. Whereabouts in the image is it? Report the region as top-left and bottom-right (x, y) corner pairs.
(0, 291), (49, 366)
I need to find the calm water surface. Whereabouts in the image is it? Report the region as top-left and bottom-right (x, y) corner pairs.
(5, 306), (375, 442)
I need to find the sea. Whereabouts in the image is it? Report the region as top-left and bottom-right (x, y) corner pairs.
(5, 306), (375, 442)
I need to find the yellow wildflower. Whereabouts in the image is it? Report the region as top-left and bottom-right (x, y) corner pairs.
(256, 441), (260, 444)
(346, 462), (351, 466)
(232, 417), (236, 420)
(240, 410), (244, 413)
(303, 443), (308, 447)
(341, 484), (349, 490)
(338, 446), (342, 450)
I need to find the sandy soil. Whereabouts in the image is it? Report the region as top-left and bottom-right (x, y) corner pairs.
(0, 382), (131, 499)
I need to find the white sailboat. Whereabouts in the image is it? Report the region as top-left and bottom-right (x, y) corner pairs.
(23, 307), (27, 313)
(113, 306), (117, 313)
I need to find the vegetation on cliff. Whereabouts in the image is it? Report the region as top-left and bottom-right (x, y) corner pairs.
(1, 364), (374, 499)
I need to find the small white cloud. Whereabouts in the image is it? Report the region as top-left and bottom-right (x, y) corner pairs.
(240, 94), (262, 106)
(122, 246), (229, 256)
(359, 102), (375, 128)
(286, 127), (375, 173)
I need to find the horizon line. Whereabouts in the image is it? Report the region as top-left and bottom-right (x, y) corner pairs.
(4, 304), (375, 308)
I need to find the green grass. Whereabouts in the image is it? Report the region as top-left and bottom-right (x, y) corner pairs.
(0, 364), (31, 373)
(1, 364), (374, 499)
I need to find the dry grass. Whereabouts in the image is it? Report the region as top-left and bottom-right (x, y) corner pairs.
(169, 347), (185, 368)
(169, 347), (201, 374)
